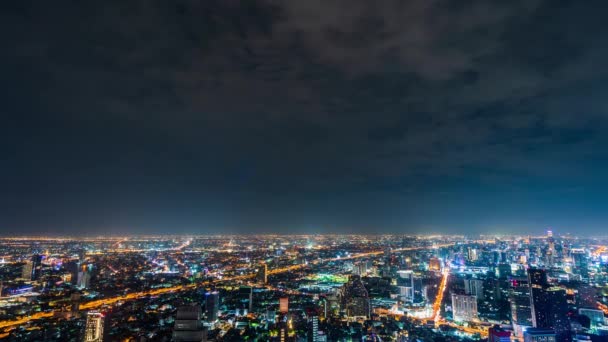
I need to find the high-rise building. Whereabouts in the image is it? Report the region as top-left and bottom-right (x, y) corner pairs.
(530, 282), (570, 342)
(429, 257), (441, 271)
(529, 268), (548, 288)
(545, 287), (570, 342)
(204, 291), (219, 322)
(308, 315), (320, 342)
(529, 268), (549, 329)
(21, 255), (42, 281)
(465, 278), (485, 300)
(238, 286), (253, 314)
(173, 305), (207, 342)
(84, 311), (106, 342)
(340, 275), (370, 320)
(510, 277), (533, 337)
(70, 293), (81, 315)
(451, 294), (478, 322)
(78, 264), (92, 289)
(21, 262), (33, 281)
(279, 297), (289, 314)
(65, 261), (80, 285)
(257, 263), (268, 284)
(571, 250), (589, 279)
(489, 325), (511, 342)
(524, 328), (556, 342)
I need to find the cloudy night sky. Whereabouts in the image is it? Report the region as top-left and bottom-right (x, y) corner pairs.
(2, 0), (608, 235)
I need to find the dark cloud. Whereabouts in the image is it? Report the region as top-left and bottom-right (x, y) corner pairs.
(1, 0), (608, 234)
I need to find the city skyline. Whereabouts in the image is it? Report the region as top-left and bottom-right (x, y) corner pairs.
(3, 1), (608, 235)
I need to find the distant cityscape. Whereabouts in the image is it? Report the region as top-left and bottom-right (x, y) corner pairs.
(0, 232), (607, 341)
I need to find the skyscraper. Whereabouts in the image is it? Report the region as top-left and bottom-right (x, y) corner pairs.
(21, 255), (42, 281)
(528, 268), (549, 328)
(465, 278), (485, 300)
(545, 287), (570, 342)
(173, 305), (207, 342)
(84, 311), (106, 342)
(204, 291), (219, 322)
(509, 277), (533, 337)
(340, 275), (370, 320)
(308, 315), (320, 342)
(77, 264), (92, 289)
(238, 286), (253, 314)
(257, 263), (268, 284)
(451, 294), (478, 322)
(571, 250), (589, 280)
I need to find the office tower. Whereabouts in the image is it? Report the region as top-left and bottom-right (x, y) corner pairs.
(429, 257), (441, 271)
(571, 250), (589, 280)
(340, 275), (370, 320)
(510, 277), (533, 337)
(530, 285), (570, 342)
(546, 230), (556, 266)
(78, 264), (91, 289)
(84, 311), (106, 342)
(238, 286), (253, 313)
(524, 328), (557, 342)
(173, 305), (207, 342)
(279, 297), (289, 313)
(21, 255), (42, 281)
(497, 263), (512, 279)
(65, 261), (80, 285)
(257, 263), (268, 284)
(489, 325), (511, 342)
(464, 278), (485, 300)
(21, 262), (33, 280)
(451, 294), (478, 322)
(308, 315), (319, 342)
(397, 270), (414, 302)
(468, 247), (479, 262)
(204, 291), (219, 322)
(70, 293), (81, 315)
(529, 268), (549, 328)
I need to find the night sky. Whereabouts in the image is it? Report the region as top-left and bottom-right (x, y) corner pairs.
(2, 1), (608, 236)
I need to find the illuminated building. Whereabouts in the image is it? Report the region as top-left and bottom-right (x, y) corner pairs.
(238, 286), (253, 314)
(571, 250), (589, 280)
(464, 278), (484, 300)
(78, 264), (92, 289)
(340, 275), (370, 320)
(308, 315), (320, 342)
(510, 277), (533, 337)
(21, 255), (42, 281)
(429, 257), (441, 271)
(173, 305), (207, 342)
(451, 294), (478, 322)
(279, 297), (289, 313)
(204, 291), (219, 322)
(257, 263), (268, 284)
(530, 284), (570, 342)
(524, 328), (556, 342)
(84, 311), (106, 342)
(489, 325), (511, 342)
